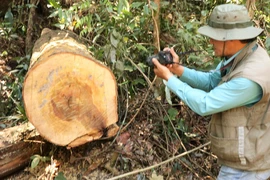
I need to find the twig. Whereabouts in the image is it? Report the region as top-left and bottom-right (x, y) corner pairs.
(160, 102), (214, 177)
(24, 139), (45, 144)
(110, 80), (129, 145)
(121, 76), (157, 132)
(124, 55), (152, 86)
(179, 159), (200, 179)
(107, 141), (211, 180)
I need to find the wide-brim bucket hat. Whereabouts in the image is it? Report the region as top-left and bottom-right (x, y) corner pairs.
(198, 4), (263, 41)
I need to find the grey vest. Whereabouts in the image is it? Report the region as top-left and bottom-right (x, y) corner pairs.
(209, 41), (270, 170)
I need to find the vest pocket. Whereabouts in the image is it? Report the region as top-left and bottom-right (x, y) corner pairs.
(210, 133), (240, 162)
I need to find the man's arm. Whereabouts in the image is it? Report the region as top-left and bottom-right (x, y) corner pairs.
(179, 66), (222, 92)
(167, 76), (262, 116)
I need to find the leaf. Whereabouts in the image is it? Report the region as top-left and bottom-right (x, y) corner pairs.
(41, 156), (51, 162)
(30, 154), (41, 160)
(117, 0), (130, 14)
(143, 4), (150, 15)
(135, 44), (148, 52)
(48, 0), (61, 8)
(149, 171), (164, 180)
(265, 37), (270, 50)
(31, 157), (40, 169)
(55, 172), (66, 180)
(110, 30), (121, 48)
(0, 124), (6, 128)
(168, 108), (179, 120)
(4, 9), (14, 27)
(54, 23), (66, 30)
(150, 2), (158, 11)
(160, 1), (170, 6)
(131, 2), (144, 8)
(48, 10), (59, 18)
(115, 60), (124, 72)
(124, 65), (134, 72)
(132, 78), (145, 86)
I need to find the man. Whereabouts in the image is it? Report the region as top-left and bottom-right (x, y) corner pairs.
(152, 4), (270, 180)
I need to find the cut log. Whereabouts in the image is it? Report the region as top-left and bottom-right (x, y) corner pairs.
(23, 28), (119, 148)
(0, 122), (47, 178)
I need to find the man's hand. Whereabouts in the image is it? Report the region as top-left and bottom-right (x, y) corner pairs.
(152, 58), (173, 81)
(163, 47), (184, 76)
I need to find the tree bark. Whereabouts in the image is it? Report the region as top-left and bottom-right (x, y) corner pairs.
(153, 0), (161, 52)
(23, 28), (119, 148)
(25, 0), (39, 54)
(0, 0), (11, 17)
(0, 122), (47, 179)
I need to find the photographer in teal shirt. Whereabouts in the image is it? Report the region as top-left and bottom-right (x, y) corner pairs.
(152, 4), (270, 180)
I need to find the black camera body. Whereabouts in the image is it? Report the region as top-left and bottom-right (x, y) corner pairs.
(146, 51), (173, 67)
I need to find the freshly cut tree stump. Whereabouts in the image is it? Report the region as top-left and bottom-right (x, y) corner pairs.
(23, 28), (119, 148)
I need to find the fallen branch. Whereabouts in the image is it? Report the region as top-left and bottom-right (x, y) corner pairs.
(107, 141), (211, 180)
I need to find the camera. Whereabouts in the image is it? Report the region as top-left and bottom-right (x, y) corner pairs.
(146, 51), (173, 67)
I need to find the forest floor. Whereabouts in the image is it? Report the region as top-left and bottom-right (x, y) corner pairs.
(1, 90), (219, 180)
(2, 115), (219, 180)
(0, 29), (220, 180)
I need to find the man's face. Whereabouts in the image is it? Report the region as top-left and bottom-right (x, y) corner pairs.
(209, 38), (247, 58)
(209, 38), (226, 57)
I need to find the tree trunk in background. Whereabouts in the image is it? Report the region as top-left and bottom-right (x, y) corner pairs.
(153, 0), (161, 52)
(0, 0), (11, 17)
(23, 28), (119, 148)
(25, 0), (39, 54)
(246, 0), (256, 18)
(150, 0), (165, 101)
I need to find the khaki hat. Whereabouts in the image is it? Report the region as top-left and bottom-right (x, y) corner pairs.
(198, 4), (263, 41)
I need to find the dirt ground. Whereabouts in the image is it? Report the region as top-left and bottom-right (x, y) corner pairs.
(1, 90), (220, 180)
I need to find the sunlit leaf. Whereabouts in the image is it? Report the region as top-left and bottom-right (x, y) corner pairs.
(150, 171), (163, 180)
(117, 0), (130, 14)
(48, 0), (61, 8)
(31, 157), (40, 168)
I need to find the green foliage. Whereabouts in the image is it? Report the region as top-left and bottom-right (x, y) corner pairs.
(266, 37), (270, 51)
(0, 2), (32, 121)
(1, 8), (15, 38)
(30, 155), (51, 169)
(55, 172), (67, 180)
(253, 1), (270, 53)
(0, 54), (29, 121)
(47, 0), (155, 96)
(163, 107), (190, 140)
(47, 0), (214, 97)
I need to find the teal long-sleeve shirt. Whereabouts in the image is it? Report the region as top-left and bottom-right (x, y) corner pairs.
(166, 63), (263, 116)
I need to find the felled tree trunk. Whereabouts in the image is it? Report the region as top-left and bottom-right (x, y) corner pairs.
(0, 122), (46, 178)
(23, 28), (119, 148)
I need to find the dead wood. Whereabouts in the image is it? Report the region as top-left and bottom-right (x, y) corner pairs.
(0, 122), (47, 179)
